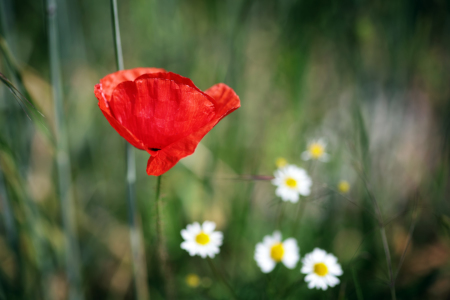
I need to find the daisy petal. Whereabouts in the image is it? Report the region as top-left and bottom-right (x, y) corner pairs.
(325, 275), (340, 287)
(319, 153), (330, 162)
(202, 221), (216, 233)
(301, 151), (311, 161)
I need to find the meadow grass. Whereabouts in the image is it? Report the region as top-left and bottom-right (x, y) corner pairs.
(1, 0), (450, 299)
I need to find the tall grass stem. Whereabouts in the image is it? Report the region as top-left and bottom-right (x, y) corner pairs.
(395, 203), (418, 279)
(126, 144), (149, 300)
(380, 227), (396, 300)
(46, 0), (83, 299)
(109, 0), (149, 299)
(206, 257), (238, 300)
(110, 0), (124, 70)
(360, 173), (396, 300)
(291, 199), (306, 236)
(0, 169), (16, 252)
(351, 267), (364, 300)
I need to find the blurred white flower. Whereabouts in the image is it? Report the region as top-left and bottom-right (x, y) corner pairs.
(301, 248), (343, 290)
(181, 221), (223, 258)
(254, 231), (299, 273)
(301, 139), (329, 162)
(337, 180), (350, 193)
(272, 164), (312, 203)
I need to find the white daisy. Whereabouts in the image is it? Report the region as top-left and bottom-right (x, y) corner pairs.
(271, 164), (312, 203)
(301, 139), (330, 162)
(301, 248), (343, 290)
(254, 231), (300, 273)
(180, 221), (223, 258)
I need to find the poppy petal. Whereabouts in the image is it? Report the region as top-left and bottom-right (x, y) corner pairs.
(94, 68), (166, 150)
(95, 86), (147, 150)
(99, 67), (165, 103)
(109, 74), (216, 150)
(146, 83), (240, 176)
(135, 72), (204, 96)
(204, 83), (241, 118)
(99, 108), (147, 150)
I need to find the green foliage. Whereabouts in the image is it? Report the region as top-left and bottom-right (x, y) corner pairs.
(1, 0), (450, 299)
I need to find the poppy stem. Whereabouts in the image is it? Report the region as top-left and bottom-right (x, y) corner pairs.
(46, 0), (83, 299)
(110, 1), (149, 299)
(154, 176), (176, 300)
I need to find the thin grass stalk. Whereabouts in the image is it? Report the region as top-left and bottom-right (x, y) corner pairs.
(275, 201), (284, 229)
(380, 227), (396, 300)
(126, 143), (149, 300)
(0, 167), (23, 296)
(1, 26), (52, 300)
(206, 257), (238, 300)
(1, 0), (48, 136)
(394, 203), (418, 279)
(337, 281), (347, 300)
(291, 198), (306, 236)
(351, 267), (364, 300)
(291, 161), (315, 236)
(0, 168), (16, 255)
(109, 1), (149, 299)
(352, 102), (397, 300)
(46, 1), (83, 299)
(359, 173), (396, 300)
(279, 279), (304, 299)
(154, 175), (176, 300)
(0, 38), (52, 142)
(1, 153), (51, 298)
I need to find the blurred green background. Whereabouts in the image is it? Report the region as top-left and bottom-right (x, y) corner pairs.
(1, 0), (450, 299)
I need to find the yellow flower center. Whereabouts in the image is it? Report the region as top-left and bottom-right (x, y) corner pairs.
(314, 262), (329, 276)
(195, 232), (210, 245)
(276, 157), (288, 168)
(338, 180), (350, 193)
(186, 273), (200, 287)
(270, 243), (285, 262)
(285, 177), (297, 188)
(309, 143), (324, 159)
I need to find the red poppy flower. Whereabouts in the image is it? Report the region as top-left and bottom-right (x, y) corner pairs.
(94, 68), (240, 176)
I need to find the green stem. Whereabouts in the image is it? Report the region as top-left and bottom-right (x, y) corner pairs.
(291, 198), (306, 237)
(380, 227), (396, 300)
(46, 0), (83, 299)
(206, 257), (238, 300)
(276, 202), (284, 229)
(155, 175), (162, 203)
(126, 144), (149, 300)
(360, 173), (396, 300)
(351, 267), (364, 300)
(291, 160), (314, 236)
(0, 168), (23, 294)
(0, 169), (16, 254)
(155, 176), (176, 300)
(109, 1), (149, 299)
(110, 0), (124, 71)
